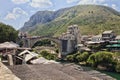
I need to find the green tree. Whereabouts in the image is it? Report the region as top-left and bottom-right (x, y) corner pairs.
(87, 51), (116, 71)
(0, 23), (18, 43)
(76, 52), (89, 62)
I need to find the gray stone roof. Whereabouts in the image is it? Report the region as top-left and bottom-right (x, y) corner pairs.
(103, 30), (113, 34)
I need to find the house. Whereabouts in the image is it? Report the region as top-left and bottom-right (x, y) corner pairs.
(91, 34), (102, 42)
(85, 34), (104, 45)
(102, 30), (116, 41)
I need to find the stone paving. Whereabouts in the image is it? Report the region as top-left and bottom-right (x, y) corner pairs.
(0, 62), (116, 80)
(8, 63), (116, 80)
(0, 62), (20, 80)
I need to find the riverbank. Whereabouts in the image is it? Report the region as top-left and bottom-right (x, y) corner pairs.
(100, 71), (120, 80)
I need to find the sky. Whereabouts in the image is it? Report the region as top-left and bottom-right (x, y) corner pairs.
(0, 0), (120, 30)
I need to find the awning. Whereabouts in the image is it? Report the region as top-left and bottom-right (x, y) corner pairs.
(80, 47), (91, 51)
(106, 44), (120, 48)
(112, 44), (120, 47)
(86, 41), (104, 44)
(117, 40), (120, 43)
(110, 40), (120, 43)
(106, 45), (112, 47)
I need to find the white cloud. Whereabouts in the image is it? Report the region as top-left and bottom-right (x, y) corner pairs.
(78, 0), (105, 5)
(13, 7), (28, 16)
(29, 0), (53, 8)
(5, 13), (16, 20)
(103, 3), (108, 6)
(12, 0), (29, 4)
(5, 7), (28, 20)
(67, 0), (78, 3)
(112, 4), (117, 10)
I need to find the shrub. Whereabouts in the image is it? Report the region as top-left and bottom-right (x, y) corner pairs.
(66, 52), (90, 63)
(76, 52), (89, 62)
(0, 54), (1, 57)
(40, 51), (57, 60)
(46, 54), (57, 60)
(66, 55), (75, 62)
(87, 53), (96, 67)
(116, 62), (120, 73)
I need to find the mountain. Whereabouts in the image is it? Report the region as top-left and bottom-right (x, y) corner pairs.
(20, 5), (120, 37)
(21, 11), (54, 32)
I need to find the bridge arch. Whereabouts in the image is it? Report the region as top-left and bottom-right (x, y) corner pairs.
(29, 37), (61, 48)
(25, 37), (62, 57)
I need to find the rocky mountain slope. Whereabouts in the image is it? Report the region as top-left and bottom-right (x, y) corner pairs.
(20, 5), (120, 36)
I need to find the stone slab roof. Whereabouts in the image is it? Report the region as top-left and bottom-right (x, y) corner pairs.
(103, 30), (113, 34)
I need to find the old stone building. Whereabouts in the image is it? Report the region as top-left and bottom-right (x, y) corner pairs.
(102, 30), (116, 41)
(67, 25), (81, 44)
(59, 25), (81, 55)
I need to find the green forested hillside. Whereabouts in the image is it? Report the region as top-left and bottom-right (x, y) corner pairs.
(0, 23), (18, 43)
(21, 5), (120, 37)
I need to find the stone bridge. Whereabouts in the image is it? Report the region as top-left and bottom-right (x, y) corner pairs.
(24, 36), (61, 48)
(23, 36), (63, 56)
(22, 36), (75, 56)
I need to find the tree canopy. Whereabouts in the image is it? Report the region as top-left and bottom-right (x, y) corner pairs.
(0, 23), (18, 43)
(87, 52), (114, 66)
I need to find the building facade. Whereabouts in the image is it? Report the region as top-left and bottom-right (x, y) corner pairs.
(102, 30), (116, 41)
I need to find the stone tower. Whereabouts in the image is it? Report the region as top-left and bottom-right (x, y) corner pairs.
(67, 25), (81, 44)
(59, 25), (81, 55)
(18, 32), (29, 47)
